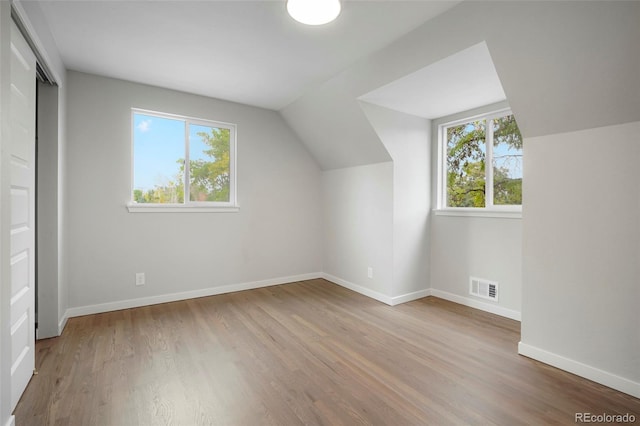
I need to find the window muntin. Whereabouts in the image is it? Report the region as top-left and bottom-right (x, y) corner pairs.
(131, 109), (237, 208)
(440, 110), (522, 210)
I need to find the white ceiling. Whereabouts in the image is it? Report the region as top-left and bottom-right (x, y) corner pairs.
(358, 42), (506, 119)
(37, 0), (459, 110)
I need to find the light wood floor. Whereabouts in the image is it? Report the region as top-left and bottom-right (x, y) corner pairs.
(15, 279), (640, 425)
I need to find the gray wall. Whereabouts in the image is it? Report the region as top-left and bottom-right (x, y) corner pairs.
(12, 0), (640, 404)
(285, 0), (640, 396)
(430, 216), (522, 315)
(58, 79), (68, 334)
(322, 104), (431, 304)
(322, 162), (394, 299)
(521, 121), (640, 394)
(65, 71), (323, 309)
(360, 103), (431, 298)
(36, 82), (59, 338)
(429, 102), (522, 317)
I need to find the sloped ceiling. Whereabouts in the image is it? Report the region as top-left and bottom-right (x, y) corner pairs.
(28, 1), (640, 172)
(358, 42), (506, 120)
(36, 0), (459, 110)
(281, 1), (640, 170)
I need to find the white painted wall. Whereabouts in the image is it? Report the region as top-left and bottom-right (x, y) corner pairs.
(322, 163), (394, 300)
(360, 103), (430, 298)
(64, 71), (322, 311)
(520, 121), (640, 396)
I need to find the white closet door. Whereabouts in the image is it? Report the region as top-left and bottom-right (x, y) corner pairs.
(9, 20), (36, 411)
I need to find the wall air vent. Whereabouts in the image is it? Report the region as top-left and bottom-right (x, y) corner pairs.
(470, 277), (498, 301)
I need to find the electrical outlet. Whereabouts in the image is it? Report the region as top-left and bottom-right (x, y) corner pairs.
(367, 267), (373, 279)
(135, 272), (145, 286)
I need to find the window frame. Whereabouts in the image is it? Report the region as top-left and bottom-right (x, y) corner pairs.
(436, 108), (522, 218)
(127, 108), (239, 213)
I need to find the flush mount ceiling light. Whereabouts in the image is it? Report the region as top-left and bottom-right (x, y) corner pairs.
(287, 0), (341, 25)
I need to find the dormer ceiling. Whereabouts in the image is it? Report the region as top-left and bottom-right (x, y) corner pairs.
(358, 42), (506, 120)
(281, 1), (640, 170)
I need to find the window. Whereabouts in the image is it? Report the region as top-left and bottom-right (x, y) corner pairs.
(438, 109), (523, 214)
(129, 109), (237, 212)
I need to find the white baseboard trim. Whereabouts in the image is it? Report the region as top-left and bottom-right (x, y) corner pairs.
(430, 288), (521, 321)
(63, 272), (322, 319)
(322, 273), (393, 305)
(518, 342), (640, 399)
(321, 273), (430, 306)
(390, 288), (432, 305)
(58, 311), (69, 335)
(4, 415), (15, 426)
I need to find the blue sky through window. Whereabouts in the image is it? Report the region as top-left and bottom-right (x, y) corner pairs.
(493, 142), (522, 179)
(133, 113), (185, 192)
(133, 113), (223, 192)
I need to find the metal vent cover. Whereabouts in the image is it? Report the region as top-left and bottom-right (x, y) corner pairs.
(470, 277), (499, 301)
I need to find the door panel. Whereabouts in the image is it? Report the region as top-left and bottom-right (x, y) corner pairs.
(10, 161), (29, 188)
(10, 226), (29, 257)
(11, 189), (29, 226)
(9, 21), (36, 411)
(10, 252), (28, 297)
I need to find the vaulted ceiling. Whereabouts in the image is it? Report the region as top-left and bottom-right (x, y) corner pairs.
(30, 1), (640, 171)
(36, 0), (458, 110)
(281, 1), (640, 169)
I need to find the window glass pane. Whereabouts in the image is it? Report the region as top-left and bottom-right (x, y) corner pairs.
(492, 115), (523, 205)
(133, 113), (185, 203)
(189, 124), (231, 202)
(446, 120), (486, 207)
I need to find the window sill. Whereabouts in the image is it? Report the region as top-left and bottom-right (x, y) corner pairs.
(127, 203), (240, 213)
(433, 208), (521, 219)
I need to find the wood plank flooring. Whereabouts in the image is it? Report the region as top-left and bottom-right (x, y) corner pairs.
(14, 279), (640, 425)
